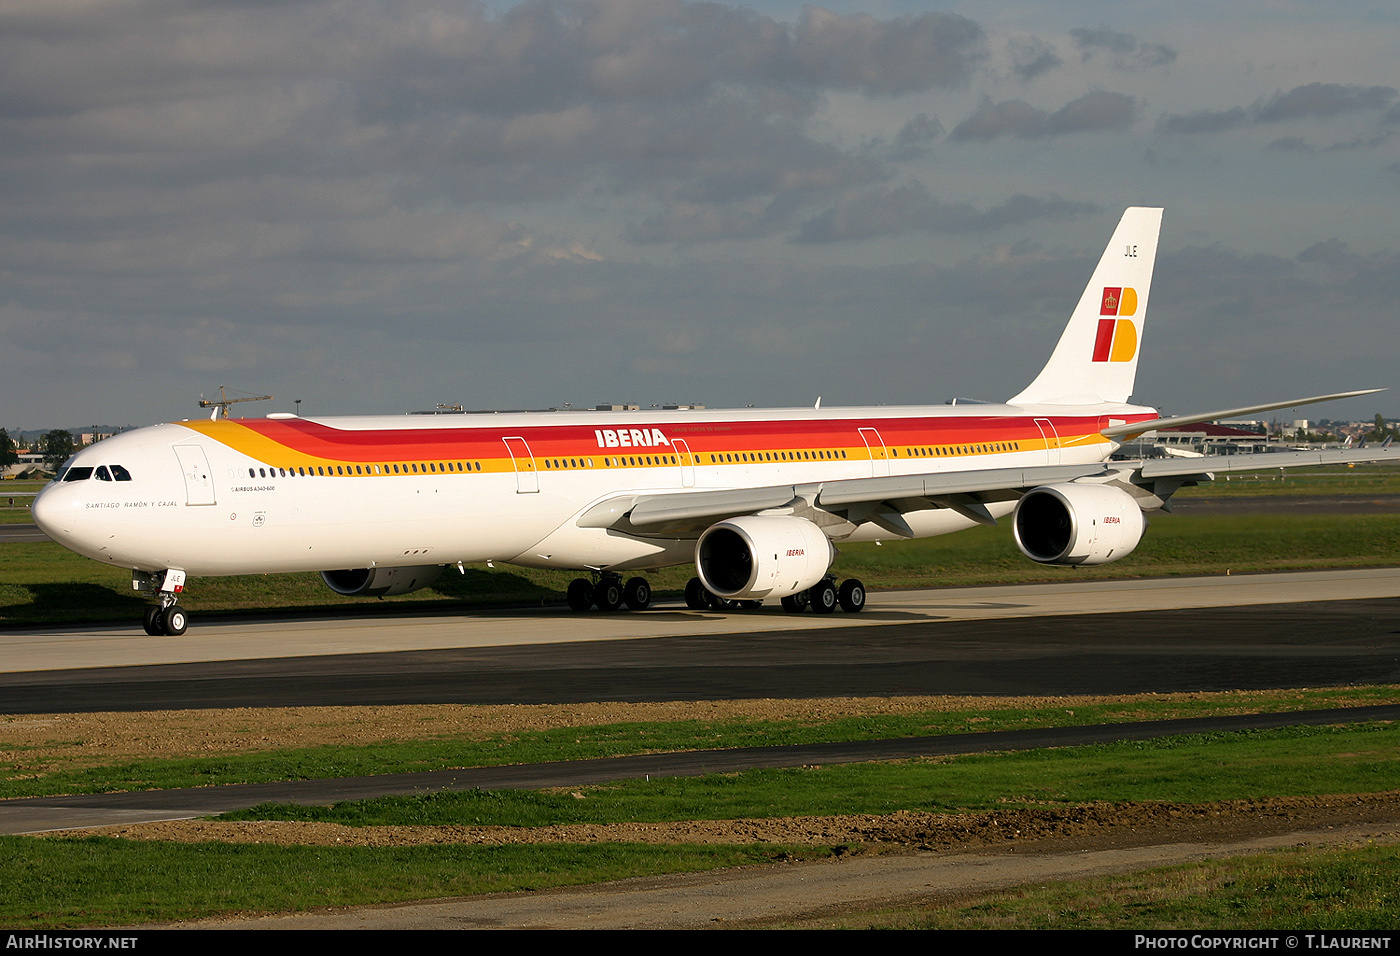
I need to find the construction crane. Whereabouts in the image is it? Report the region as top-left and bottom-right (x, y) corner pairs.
(198, 386), (274, 420)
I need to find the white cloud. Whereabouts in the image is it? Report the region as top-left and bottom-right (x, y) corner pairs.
(0, 0), (1397, 427)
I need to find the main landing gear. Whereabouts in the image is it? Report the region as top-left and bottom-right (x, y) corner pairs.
(685, 575), (867, 614)
(566, 572), (653, 612)
(143, 602), (189, 636)
(134, 568), (191, 636)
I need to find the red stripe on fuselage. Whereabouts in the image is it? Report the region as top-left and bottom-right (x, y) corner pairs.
(210, 413), (1135, 465)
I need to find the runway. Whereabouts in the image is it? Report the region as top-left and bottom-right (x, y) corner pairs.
(0, 522), (46, 544)
(0, 568), (1397, 713)
(3, 567), (1398, 836)
(5, 567), (1400, 675)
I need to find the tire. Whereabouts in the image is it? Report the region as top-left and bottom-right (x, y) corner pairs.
(838, 578), (867, 613)
(809, 580), (838, 614)
(162, 605), (189, 635)
(566, 578), (593, 612)
(623, 577), (652, 611)
(684, 577), (709, 610)
(708, 591), (736, 610)
(781, 593), (809, 613)
(594, 579), (623, 612)
(143, 606), (164, 636)
(738, 600), (762, 609)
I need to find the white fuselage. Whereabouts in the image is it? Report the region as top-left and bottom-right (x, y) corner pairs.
(32, 401), (1151, 579)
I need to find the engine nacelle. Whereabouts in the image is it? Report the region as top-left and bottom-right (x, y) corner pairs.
(696, 515), (835, 600)
(1012, 483), (1146, 566)
(320, 565), (445, 597)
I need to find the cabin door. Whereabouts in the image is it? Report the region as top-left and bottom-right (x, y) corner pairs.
(1033, 419), (1062, 465)
(173, 445), (217, 506)
(671, 438), (696, 487)
(858, 428), (890, 477)
(502, 437), (539, 493)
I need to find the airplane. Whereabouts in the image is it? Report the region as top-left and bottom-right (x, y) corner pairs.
(32, 207), (1400, 636)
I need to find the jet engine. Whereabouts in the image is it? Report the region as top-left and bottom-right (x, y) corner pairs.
(696, 515), (835, 600)
(1012, 483), (1146, 566)
(320, 565), (445, 597)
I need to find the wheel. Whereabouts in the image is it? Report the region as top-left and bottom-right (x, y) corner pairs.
(707, 591), (737, 610)
(593, 578), (623, 612)
(684, 577), (709, 609)
(623, 577), (652, 611)
(566, 578), (593, 612)
(838, 578), (867, 613)
(161, 604), (189, 635)
(809, 580), (838, 614)
(781, 592), (809, 613)
(142, 606), (165, 636)
(738, 600), (762, 610)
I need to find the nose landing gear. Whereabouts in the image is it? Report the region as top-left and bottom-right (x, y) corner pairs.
(134, 568), (191, 636)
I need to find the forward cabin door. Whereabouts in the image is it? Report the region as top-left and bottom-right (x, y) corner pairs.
(173, 444), (217, 506)
(502, 437), (539, 493)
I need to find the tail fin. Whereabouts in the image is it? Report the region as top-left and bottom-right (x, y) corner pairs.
(1009, 207), (1163, 406)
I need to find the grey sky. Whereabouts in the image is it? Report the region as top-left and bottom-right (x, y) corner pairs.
(2, 0), (1398, 430)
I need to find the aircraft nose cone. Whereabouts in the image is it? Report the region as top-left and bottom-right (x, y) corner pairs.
(31, 485), (77, 539)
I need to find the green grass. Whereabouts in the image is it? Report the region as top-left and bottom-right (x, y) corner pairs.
(0, 838), (819, 928)
(0, 480), (37, 524)
(1173, 463), (1400, 497)
(218, 723), (1400, 825)
(832, 512), (1400, 589)
(8, 687), (1398, 800)
(4, 511), (1400, 625)
(6, 721), (1399, 928)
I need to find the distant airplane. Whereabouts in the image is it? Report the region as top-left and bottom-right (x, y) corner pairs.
(33, 208), (1398, 635)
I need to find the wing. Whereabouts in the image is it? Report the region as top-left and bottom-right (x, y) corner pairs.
(1100, 388), (1383, 440)
(577, 446), (1400, 539)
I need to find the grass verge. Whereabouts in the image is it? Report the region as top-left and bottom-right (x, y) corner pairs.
(6, 721), (1398, 927)
(6, 687), (1399, 800)
(1, 838), (819, 927)
(215, 723), (1400, 825)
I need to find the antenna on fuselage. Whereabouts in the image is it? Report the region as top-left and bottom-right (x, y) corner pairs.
(198, 385), (274, 420)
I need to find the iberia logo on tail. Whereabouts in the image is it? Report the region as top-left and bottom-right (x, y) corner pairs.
(1092, 286), (1138, 362)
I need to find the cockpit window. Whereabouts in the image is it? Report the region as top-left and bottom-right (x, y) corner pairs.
(63, 467), (94, 482)
(95, 466), (113, 481)
(110, 464), (132, 481)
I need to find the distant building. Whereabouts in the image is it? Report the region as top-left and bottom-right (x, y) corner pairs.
(2, 451), (48, 479)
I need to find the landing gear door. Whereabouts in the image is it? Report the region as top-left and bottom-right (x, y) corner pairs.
(502, 437), (539, 493)
(173, 444), (217, 506)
